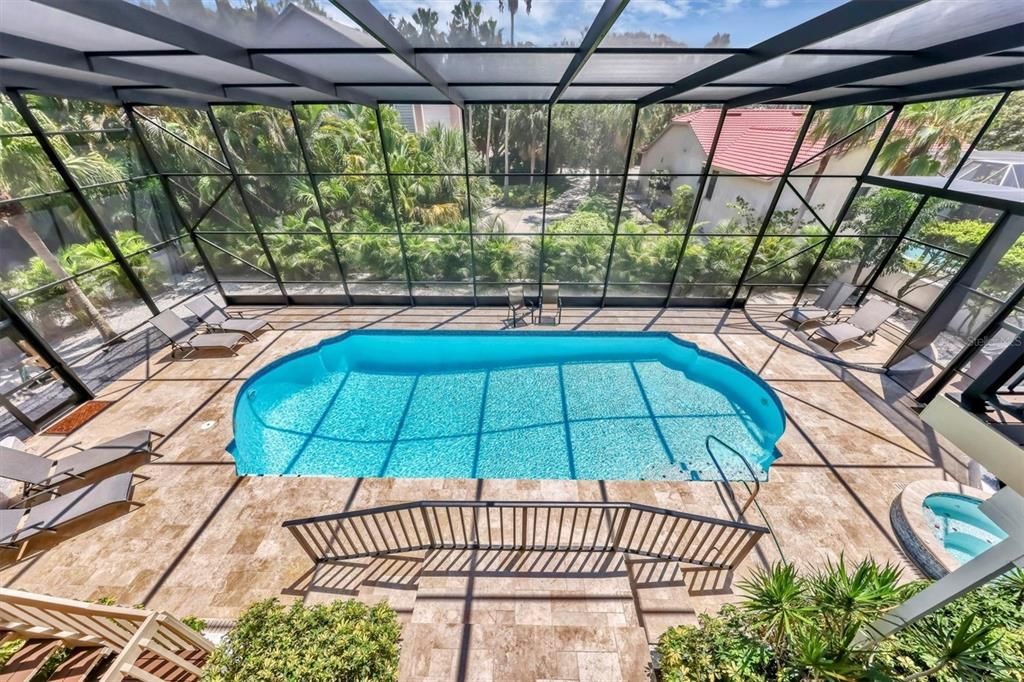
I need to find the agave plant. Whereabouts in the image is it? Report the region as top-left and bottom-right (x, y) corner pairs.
(809, 555), (904, 644)
(898, 614), (1002, 681)
(739, 563), (815, 653)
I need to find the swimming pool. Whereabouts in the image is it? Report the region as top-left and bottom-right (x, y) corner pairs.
(922, 493), (1007, 565)
(231, 331), (785, 482)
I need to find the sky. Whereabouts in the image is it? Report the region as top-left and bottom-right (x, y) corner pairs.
(367, 0), (848, 48)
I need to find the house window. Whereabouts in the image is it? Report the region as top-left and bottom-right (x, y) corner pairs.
(705, 172), (719, 199)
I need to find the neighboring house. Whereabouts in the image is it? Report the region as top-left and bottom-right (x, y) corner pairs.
(393, 104), (462, 134)
(637, 108), (874, 229)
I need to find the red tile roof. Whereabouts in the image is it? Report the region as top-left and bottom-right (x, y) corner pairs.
(669, 108), (825, 175)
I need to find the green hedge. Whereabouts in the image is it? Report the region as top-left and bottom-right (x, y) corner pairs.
(202, 598), (400, 682)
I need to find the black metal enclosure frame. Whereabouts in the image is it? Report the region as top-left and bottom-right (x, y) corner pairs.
(0, 0), (1022, 431)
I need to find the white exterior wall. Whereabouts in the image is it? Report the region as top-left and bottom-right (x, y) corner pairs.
(694, 175), (775, 230)
(638, 126), (706, 176)
(638, 123), (876, 231)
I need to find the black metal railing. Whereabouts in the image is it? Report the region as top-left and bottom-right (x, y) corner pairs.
(284, 500), (769, 571)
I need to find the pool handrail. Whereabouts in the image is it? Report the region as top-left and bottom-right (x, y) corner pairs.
(705, 434), (762, 516)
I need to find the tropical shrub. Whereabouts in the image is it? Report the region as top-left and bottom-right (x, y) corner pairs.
(657, 560), (1024, 681)
(202, 598), (400, 682)
(1, 230), (161, 308)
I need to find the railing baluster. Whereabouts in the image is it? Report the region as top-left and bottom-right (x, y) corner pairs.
(656, 517), (682, 559)
(677, 519), (705, 560)
(380, 511), (400, 551)
(625, 509), (645, 551)
(420, 505), (436, 548)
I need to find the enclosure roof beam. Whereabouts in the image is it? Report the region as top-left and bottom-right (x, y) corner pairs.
(0, 70), (213, 108)
(637, 0), (928, 107)
(327, 0), (462, 107)
(33, 0), (375, 107)
(727, 23), (1024, 108)
(0, 33), (289, 108)
(550, 0), (630, 104)
(816, 63), (1024, 108)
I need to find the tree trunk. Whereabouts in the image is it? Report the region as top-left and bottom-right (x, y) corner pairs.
(503, 105), (511, 201)
(793, 152), (832, 227)
(484, 106), (493, 175)
(2, 208), (119, 342)
(528, 114), (536, 183)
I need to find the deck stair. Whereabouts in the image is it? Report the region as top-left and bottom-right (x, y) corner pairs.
(0, 588), (213, 682)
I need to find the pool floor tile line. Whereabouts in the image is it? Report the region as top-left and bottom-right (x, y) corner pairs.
(378, 375), (421, 477)
(471, 370), (491, 479)
(556, 364), (578, 480)
(282, 370), (352, 475)
(629, 362), (676, 468)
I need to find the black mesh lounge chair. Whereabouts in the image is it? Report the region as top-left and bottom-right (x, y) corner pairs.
(538, 284), (562, 325)
(149, 310), (246, 358)
(0, 472), (144, 552)
(185, 294), (271, 340)
(506, 286), (535, 328)
(0, 430), (160, 498)
(809, 299), (898, 351)
(776, 281), (855, 328)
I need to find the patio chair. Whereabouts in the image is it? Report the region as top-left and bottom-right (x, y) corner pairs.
(0, 430), (160, 499)
(776, 281), (856, 328)
(185, 294), (271, 340)
(506, 286), (535, 328)
(149, 310), (246, 358)
(0, 472), (144, 553)
(808, 299), (898, 351)
(538, 284), (562, 325)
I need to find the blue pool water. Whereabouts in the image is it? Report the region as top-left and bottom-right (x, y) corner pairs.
(922, 493), (1007, 565)
(231, 331), (785, 482)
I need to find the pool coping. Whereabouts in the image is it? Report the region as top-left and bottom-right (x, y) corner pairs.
(891, 479), (994, 579)
(228, 329), (787, 478)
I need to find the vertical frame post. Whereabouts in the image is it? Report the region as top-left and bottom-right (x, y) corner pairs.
(9, 89), (159, 314)
(601, 103), (640, 305)
(375, 106), (416, 304)
(730, 105), (818, 307)
(123, 104), (228, 301)
(461, 105), (479, 305)
(795, 104), (902, 303)
(206, 106), (289, 299)
(664, 107), (729, 307)
(536, 104), (555, 300)
(289, 105), (353, 302)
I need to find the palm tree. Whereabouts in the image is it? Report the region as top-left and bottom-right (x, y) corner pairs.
(798, 104), (887, 222)
(0, 109), (120, 341)
(875, 97), (996, 176)
(498, 0), (533, 46)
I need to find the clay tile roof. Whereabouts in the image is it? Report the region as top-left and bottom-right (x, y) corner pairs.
(670, 108), (825, 175)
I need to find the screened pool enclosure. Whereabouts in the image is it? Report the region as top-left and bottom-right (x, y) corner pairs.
(0, 0), (1022, 431)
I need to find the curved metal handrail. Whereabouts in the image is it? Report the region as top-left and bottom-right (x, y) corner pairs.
(705, 434), (762, 516)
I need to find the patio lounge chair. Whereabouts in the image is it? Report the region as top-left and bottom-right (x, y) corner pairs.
(0, 472), (144, 552)
(0, 430), (160, 498)
(538, 284), (562, 325)
(809, 299), (898, 351)
(776, 281), (856, 328)
(506, 286), (535, 328)
(149, 310), (246, 358)
(185, 294), (271, 340)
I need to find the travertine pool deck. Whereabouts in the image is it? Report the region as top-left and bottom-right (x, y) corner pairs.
(0, 305), (971, 681)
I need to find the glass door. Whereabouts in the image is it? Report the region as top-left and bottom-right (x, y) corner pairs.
(0, 309), (88, 435)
